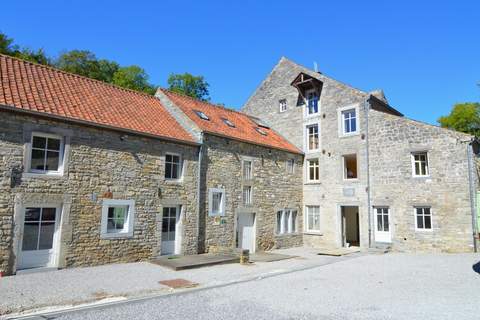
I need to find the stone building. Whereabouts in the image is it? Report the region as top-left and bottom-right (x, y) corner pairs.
(0, 54), (303, 275)
(243, 57), (478, 253)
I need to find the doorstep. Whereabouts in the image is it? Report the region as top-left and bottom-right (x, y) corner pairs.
(150, 253), (240, 271)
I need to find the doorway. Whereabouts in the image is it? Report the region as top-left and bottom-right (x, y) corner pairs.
(237, 212), (256, 253)
(374, 207), (391, 243)
(161, 206), (182, 255)
(341, 206), (360, 247)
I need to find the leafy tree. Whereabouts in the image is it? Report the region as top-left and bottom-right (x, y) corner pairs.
(0, 32), (51, 65)
(168, 73), (210, 101)
(0, 32), (17, 54)
(112, 65), (156, 94)
(438, 102), (480, 136)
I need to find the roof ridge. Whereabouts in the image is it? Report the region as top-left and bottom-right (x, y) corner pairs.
(0, 53), (157, 99)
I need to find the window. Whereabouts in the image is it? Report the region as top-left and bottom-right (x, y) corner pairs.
(29, 133), (64, 174)
(222, 118), (235, 128)
(306, 91), (319, 115)
(307, 158), (319, 182)
(341, 109), (357, 134)
(276, 209), (297, 234)
(165, 153), (182, 180)
(255, 127), (268, 136)
(279, 99), (287, 113)
(243, 186), (252, 205)
(208, 188), (225, 216)
(101, 200), (135, 238)
(194, 110), (209, 121)
(415, 207), (432, 231)
(376, 207), (389, 232)
(243, 160), (253, 180)
(343, 154), (358, 180)
(22, 207), (58, 251)
(306, 124), (319, 151)
(412, 152), (429, 177)
(305, 206), (320, 232)
(286, 159), (295, 174)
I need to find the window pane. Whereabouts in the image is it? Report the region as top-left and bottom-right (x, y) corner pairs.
(107, 219), (116, 232)
(45, 151), (60, 171)
(417, 215), (424, 229)
(31, 149), (46, 170)
(171, 163), (178, 179)
(351, 118), (356, 132)
(291, 211), (297, 232)
(25, 208), (41, 221)
(344, 118), (350, 133)
(283, 211), (288, 233)
(276, 211), (282, 233)
(166, 154), (172, 163)
(47, 138), (61, 151)
(377, 214), (383, 231)
(39, 221), (55, 250)
(165, 163), (172, 179)
(41, 208), (56, 221)
(22, 222), (39, 251)
(32, 136), (46, 149)
(108, 207), (115, 219)
(169, 217), (176, 232)
(424, 215), (432, 229)
(384, 214), (389, 232)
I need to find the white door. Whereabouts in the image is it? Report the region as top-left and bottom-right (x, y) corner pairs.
(161, 206), (181, 255)
(237, 212), (255, 253)
(375, 207), (391, 243)
(18, 207), (60, 270)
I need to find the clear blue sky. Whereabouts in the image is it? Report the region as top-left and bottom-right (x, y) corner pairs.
(2, 1), (479, 124)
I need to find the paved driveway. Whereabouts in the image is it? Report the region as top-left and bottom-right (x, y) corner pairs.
(13, 253), (480, 320)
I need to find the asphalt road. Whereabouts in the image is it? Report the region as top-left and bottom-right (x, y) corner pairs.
(20, 253), (480, 320)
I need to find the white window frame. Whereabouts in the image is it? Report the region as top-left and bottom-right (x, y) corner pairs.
(338, 104), (360, 137)
(279, 99), (287, 113)
(27, 132), (65, 175)
(411, 152), (429, 177)
(208, 188), (225, 216)
(414, 207), (433, 232)
(305, 205), (321, 233)
(101, 199), (135, 238)
(243, 185), (252, 205)
(286, 158), (295, 174)
(276, 209), (297, 235)
(305, 89), (320, 117)
(305, 123), (320, 152)
(242, 159), (253, 180)
(165, 152), (183, 181)
(342, 154), (358, 180)
(306, 158), (320, 182)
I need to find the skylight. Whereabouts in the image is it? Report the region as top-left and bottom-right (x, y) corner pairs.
(194, 110), (209, 121)
(255, 127), (268, 136)
(222, 118), (235, 128)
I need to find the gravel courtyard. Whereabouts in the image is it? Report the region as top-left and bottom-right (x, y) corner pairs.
(9, 252), (480, 320)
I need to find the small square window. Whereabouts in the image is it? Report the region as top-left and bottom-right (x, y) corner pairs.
(165, 153), (182, 180)
(341, 109), (358, 134)
(415, 207), (432, 231)
(286, 159), (295, 174)
(412, 152), (429, 177)
(307, 158), (320, 182)
(101, 200), (135, 238)
(306, 206), (320, 232)
(243, 186), (252, 205)
(209, 188), (225, 216)
(29, 133), (64, 174)
(306, 124), (319, 151)
(279, 99), (287, 113)
(276, 209), (297, 234)
(343, 154), (358, 180)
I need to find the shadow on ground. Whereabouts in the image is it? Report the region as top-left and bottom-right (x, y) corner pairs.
(473, 261), (480, 274)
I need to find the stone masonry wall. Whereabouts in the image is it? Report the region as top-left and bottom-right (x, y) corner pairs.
(369, 109), (475, 252)
(200, 134), (303, 253)
(0, 111), (199, 275)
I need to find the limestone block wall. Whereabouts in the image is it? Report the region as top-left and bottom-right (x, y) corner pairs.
(200, 134), (303, 253)
(0, 111), (199, 275)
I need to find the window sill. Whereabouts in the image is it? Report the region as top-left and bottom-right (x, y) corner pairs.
(412, 175), (431, 179)
(275, 232), (300, 237)
(339, 132), (360, 138)
(304, 182), (321, 185)
(23, 172), (65, 179)
(164, 178), (184, 184)
(343, 179), (359, 183)
(101, 232), (134, 239)
(414, 229), (433, 233)
(304, 232), (323, 236)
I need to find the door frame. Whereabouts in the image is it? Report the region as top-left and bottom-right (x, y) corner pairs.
(235, 210), (256, 253)
(374, 206), (392, 243)
(160, 205), (183, 256)
(337, 204), (361, 248)
(16, 203), (63, 271)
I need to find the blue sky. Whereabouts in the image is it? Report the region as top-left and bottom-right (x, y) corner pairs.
(2, 0), (479, 124)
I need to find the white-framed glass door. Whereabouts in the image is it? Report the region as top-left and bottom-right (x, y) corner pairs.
(161, 206), (181, 255)
(19, 207), (60, 270)
(374, 207), (391, 243)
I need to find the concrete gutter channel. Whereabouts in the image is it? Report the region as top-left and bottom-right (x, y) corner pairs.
(1, 252), (365, 319)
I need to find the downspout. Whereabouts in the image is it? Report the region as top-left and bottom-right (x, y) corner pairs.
(364, 96), (372, 248)
(195, 132), (204, 254)
(466, 139), (478, 252)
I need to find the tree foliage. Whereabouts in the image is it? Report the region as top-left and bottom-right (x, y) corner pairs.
(438, 102), (480, 137)
(112, 65), (156, 94)
(168, 73), (210, 101)
(0, 32), (51, 65)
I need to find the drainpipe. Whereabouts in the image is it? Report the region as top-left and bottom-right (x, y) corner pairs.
(364, 96), (372, 248)
(466, 139), (478, 252)
(195, 132), (204, 254)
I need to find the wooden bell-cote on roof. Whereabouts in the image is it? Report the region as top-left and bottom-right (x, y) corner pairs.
(290, 72), (323, 102)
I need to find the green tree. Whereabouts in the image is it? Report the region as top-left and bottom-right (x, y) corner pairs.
(0, 32), (51, 65)
(112, 65), (156, 94)
(55, 50), (118, 82)
(167, 73), (210, 101)
(0, 32), (17, 54)
(438, 102), (480, 136)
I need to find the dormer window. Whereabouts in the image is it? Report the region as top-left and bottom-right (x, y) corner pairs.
(222, 118), (235, 128)
(255, 127), (268, 136)
(194, 110), (209, 121)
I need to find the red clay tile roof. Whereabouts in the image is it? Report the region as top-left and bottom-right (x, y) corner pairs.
(0, 54), (196, 144)
(160, 89), (301, 154)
